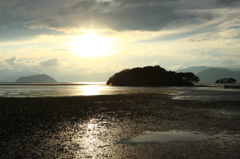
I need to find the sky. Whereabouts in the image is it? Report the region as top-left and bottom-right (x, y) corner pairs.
(1, 0), (240, 82)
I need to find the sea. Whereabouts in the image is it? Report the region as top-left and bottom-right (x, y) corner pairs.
(0, 82), (240, 101)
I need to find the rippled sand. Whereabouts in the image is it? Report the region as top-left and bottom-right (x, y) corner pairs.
(1, 94), (240, 158)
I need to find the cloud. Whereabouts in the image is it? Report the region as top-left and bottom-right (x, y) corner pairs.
(52, 48), (69, 52)
(40, 58), (60, 67)
(15, 5), (38, 17)
(186, 36), (220, 42)
(4, 56), (17, 65)
(137, 30), (198, 43)
(30, 0), (213, 32)
(0, 0), (18, 8)
(101, 4), (180, 31)
(215, 0), (240, 6)
(118, 0), (179, 5)
(222, 59), (236, 65)
(170, 63), (189, 70)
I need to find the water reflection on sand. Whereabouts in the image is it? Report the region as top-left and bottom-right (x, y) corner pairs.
(39, 116), (124, 158)
(1, 93), (240, 158)
(6, 118), (239, 158)
(116, 131), (217, 145)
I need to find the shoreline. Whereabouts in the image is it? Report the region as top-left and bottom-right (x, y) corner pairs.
(1, 94), (240, 158)
(0, 83), (103, 86)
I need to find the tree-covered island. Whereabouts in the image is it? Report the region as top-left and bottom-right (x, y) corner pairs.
(106, 65), (199, 86)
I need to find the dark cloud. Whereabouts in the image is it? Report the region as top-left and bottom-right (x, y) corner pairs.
(0, 0), (18, 8)
(118, 0), (179, 5)
(101, 4), (180, 31)
(0, 0), (66, 40)
(16, 5), (38, 17)
(229, 26), (240, 29)
(40, 58), (60, 67)
(70, 0), (98, 10)
(1, 0), (237, 37)
(0, 24), (61, 41)
(4, 56), (16, 65)
(216, 0), (240, 6)
(32, 0), (212, 32)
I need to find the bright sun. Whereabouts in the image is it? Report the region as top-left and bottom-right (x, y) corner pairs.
(68, 32), (115, 57)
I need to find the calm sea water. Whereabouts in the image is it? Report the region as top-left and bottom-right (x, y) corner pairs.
(0, 82), (240, 101)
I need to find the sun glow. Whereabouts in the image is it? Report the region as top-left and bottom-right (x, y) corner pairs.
(68, 32), (115, 57)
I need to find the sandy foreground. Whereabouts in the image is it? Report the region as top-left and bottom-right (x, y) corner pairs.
(0, 93), (240, 158)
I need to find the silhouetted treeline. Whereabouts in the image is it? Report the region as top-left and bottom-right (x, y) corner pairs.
(215, 78), (237, 84)
(106, 65), (199, 86)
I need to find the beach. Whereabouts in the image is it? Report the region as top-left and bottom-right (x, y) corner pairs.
(1, 93), (240, 158)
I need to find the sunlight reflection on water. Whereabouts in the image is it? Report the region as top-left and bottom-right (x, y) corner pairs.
(0, 83), (240, 100)
(79, 85), (104, 95)
(123, 131), (215, 143)
(47, 117), (118, 158)
(114, 130), (240, 146)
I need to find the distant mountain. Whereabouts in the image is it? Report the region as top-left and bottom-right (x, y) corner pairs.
(196, 68), (240, 83)
(16, 74), (57, 83)
(175, 66), (240, 75)
(175, 66), (211, 74)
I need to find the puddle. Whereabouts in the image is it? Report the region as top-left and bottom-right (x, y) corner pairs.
(115, 131), (217, 145)
(172, 90), (240, 101)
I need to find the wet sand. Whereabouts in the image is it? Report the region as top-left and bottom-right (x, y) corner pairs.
(1, 93), (240, 158)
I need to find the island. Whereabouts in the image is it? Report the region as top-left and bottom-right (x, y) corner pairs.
(106, 65), (199, 86)
(16, 74), (57, 83)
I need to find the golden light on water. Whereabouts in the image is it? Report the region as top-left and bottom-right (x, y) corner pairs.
(68, 32), (115, 57)
(51, 118), (113, 158)
(84, 119), (103, 155)
(81, 85), (104, 95)
(69, 118), (112, 157)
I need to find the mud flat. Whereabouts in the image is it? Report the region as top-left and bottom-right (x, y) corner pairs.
(1, 94), (240, 158)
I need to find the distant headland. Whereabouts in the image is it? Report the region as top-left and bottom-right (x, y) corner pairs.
(16, 74), (57, 83)
(106, 65), (199, 86)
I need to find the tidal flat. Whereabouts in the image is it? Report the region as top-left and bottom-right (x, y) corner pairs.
(1, 94), (240, 158)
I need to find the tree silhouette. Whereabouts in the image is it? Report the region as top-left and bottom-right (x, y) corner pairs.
(215, 78), (237, 84)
